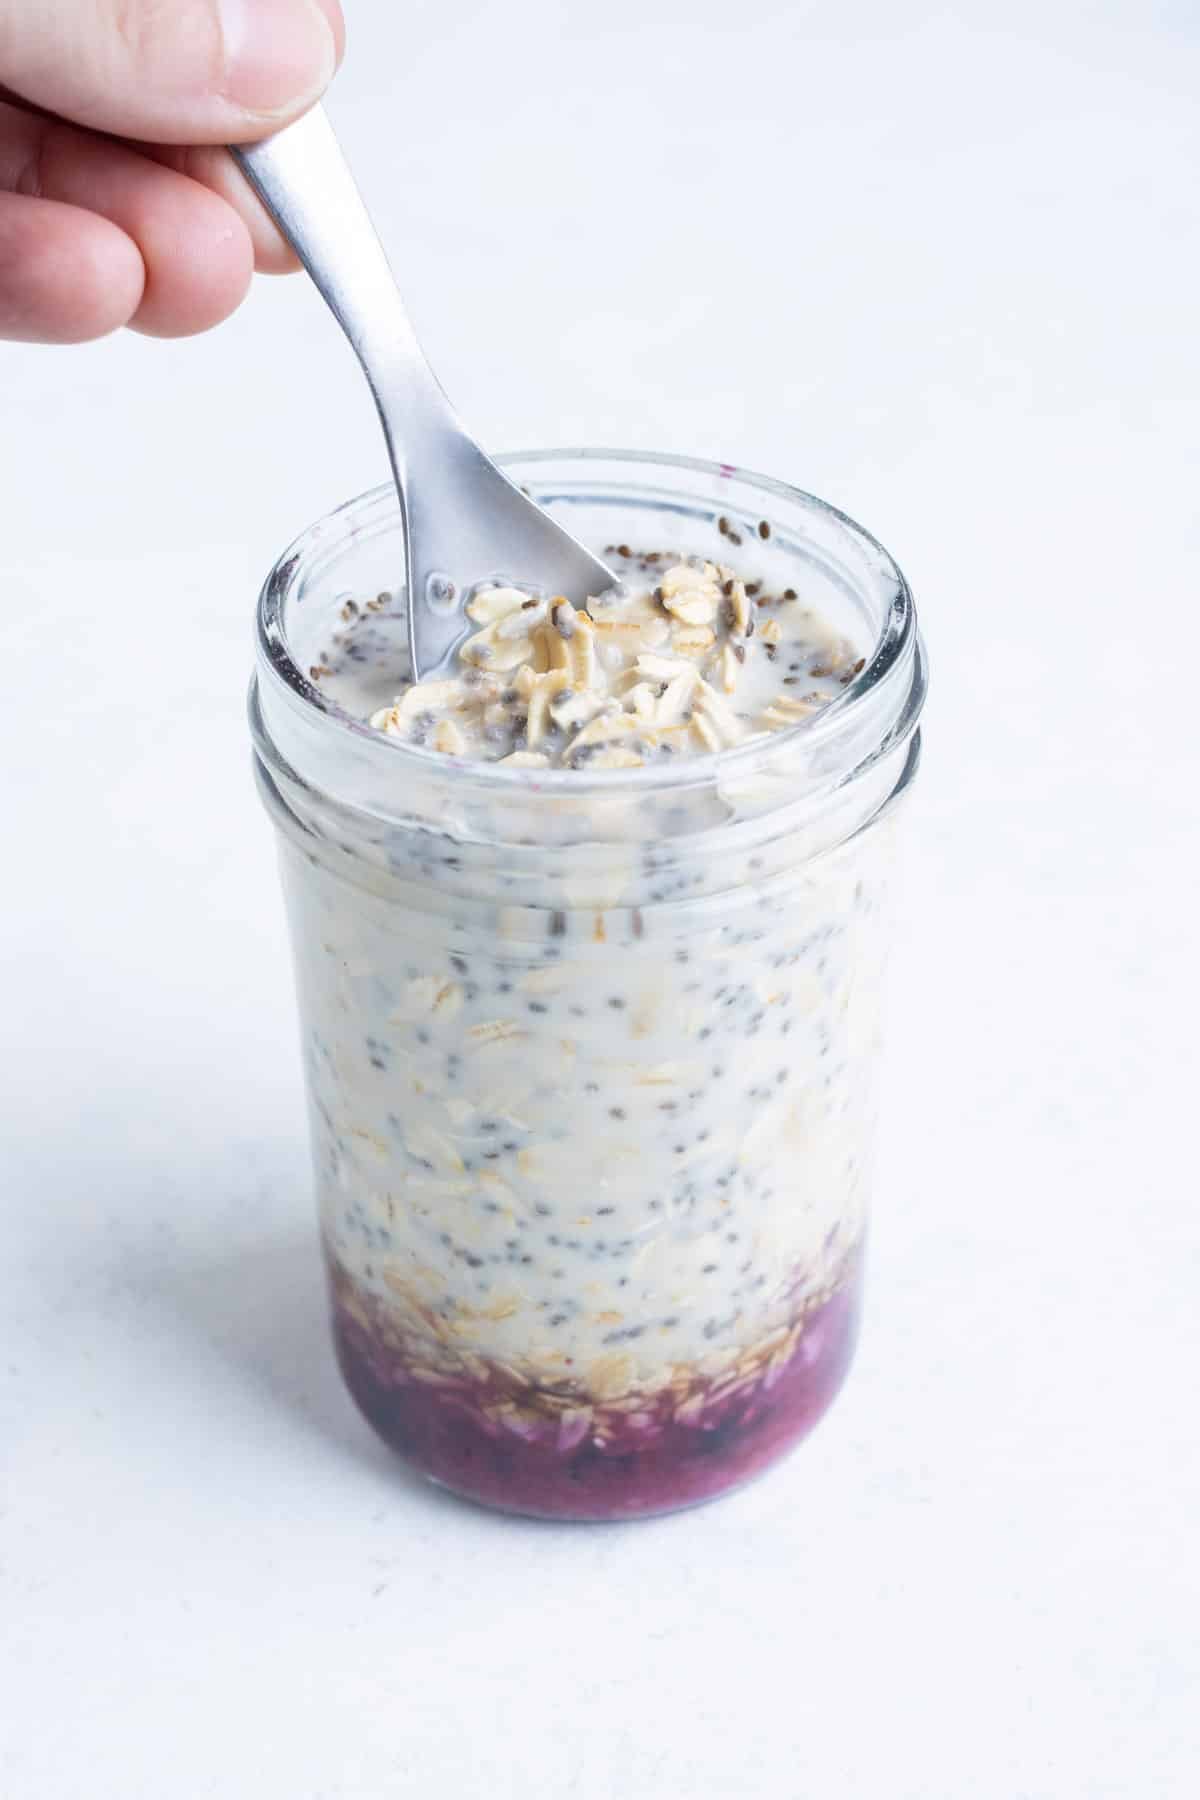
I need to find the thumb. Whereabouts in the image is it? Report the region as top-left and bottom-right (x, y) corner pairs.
(0, 0), (343, 145)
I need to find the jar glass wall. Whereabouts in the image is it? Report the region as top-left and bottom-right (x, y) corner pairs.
(250, 450), (927, 1519)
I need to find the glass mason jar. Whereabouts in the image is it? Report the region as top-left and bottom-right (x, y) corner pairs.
(249, 449), (927, 1520)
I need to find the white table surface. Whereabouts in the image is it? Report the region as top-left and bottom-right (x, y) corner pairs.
(2, 3), (1197, 1795)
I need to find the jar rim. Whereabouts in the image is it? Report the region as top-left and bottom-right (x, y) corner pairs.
(254, 447), (925, 800)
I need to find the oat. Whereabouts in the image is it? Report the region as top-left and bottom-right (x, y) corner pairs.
(480, 1296), (522, 1323)
(391, 976), (443, 1019)
(690, 678), (744, 750)
(722, 578), (751, 636)
(635, 652), (696, 682)
(476, 1167), (520, 1208)
(403, 1123), (464, 1175)
(715, 642), (741, 694)
(363, 543), (858, 767)
(371, 679), (462, 736)
(521, 668), (569, 746)
(465, 584), (533, 624)
(590, 746), (645, 768)
(520, 962), (579, 995)
(654, 669), (701, 726)
(587, 1352), (634, 1400)
(658, 561), (721, 625)
(460, 621), (534, 670)
(708, 1370), (758, 1405)
(569, 709), (642, 751)
(641, 723), (691, 751)
(674, 1390), (707, 1425)
(543, 607), (597, 687)
(432, 981), (463, 1018)
(551, 688), (608, 731)
(431, 718), (466, 755)
(591, 614), (670, 651)
(530, 629), (552, 675)
(625, 682), (660, 723)
(760, 695), (821, 730)
(630, 988), (664, 1037)
(690, 710), (721, 752)
(664, 597), (717, 631)
(497, 599), (548, 639)
(414, 1364), (464, 1387)
(467, 1020), (526, 1048)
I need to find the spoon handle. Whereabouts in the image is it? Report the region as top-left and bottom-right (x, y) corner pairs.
(232, 105), (439, 408)
(231, 102), (615, 681)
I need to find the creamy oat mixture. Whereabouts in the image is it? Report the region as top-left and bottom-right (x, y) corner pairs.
(299, 842), (882, 1403)
(287, 538), (884, 1428)
(361, 543), (864, 769)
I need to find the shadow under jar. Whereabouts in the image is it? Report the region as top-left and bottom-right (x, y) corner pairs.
(249, 450), (927, 1520)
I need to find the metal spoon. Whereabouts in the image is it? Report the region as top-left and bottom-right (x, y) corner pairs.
(233, 104), (614, 680)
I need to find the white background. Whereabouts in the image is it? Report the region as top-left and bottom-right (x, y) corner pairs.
(2, 2), (1198, 1795)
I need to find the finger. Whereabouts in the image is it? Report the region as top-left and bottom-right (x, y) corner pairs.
(0, 0), (345, 146)
(1, 107), (254, 337)
(142, 144), (299, 275)
(0, 190), (144, 341)
(0, 89), (301, 275)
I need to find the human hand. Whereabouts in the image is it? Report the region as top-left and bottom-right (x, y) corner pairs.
(0, 0), (344, 342)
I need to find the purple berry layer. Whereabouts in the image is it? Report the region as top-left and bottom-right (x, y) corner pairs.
(330, 1257), (862, 1520)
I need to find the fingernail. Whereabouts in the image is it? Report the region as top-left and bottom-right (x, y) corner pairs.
(220, 0), (338, 117)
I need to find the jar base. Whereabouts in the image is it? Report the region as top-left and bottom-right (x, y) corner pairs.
(331, 1267), (861, 1522)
